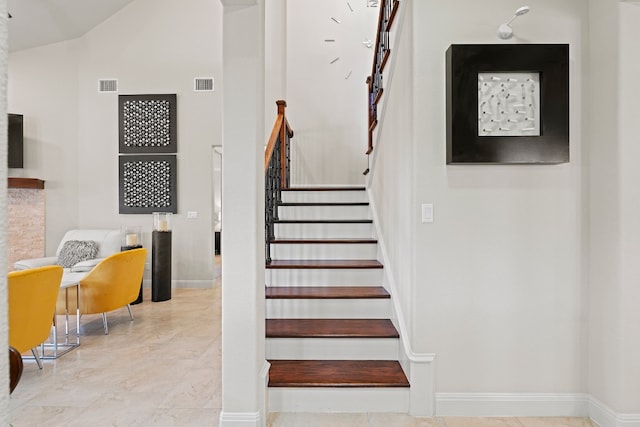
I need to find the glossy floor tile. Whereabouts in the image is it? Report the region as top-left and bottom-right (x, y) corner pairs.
(10, 263), (596, 426)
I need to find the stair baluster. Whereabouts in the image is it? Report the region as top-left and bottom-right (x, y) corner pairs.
(264, 100), (294, 265)
(366, 0), (400, 157)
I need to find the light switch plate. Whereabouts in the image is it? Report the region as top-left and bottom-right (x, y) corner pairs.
(421, 204), (433, 223)
(187, 211), (198, 219)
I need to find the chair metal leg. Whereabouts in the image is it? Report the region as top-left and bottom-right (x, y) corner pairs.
(102, 313), (109, 335)
(31, 348), (43, 369)
(127, 304), (134, 321)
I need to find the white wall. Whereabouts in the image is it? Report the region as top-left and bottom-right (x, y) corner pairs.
(264, 0), (287, 138)
(370, 0), (416, 345)
(286, 0), (378, 185)
(8, 40), (81, 253)
(220, 2), (267, 424)
(1, 0), (10, 420)
(8, 0), (223, 282)
(616, 3), (640, 411)
(371, 0), (590, 399)
(589, 0), (640, 414)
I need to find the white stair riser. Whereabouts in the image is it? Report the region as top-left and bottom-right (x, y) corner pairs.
(266, 268), (383, 286)
(266, 298), (390, 318)
(278, 205), (370, 221)
(266, 338), (399, 360)
(268, 387), (409, 412)
(274, 222), (373, 239)
(267, 189), (409, 414)
(271, 243), (377, 260)
(282, 190), (368, 204)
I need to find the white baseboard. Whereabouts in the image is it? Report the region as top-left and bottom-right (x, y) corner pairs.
(435, 393), (590, 417)
(219, 362), (270, 427)
(219, 411), (261, 427)
(589, 396), (640, 427)
(141, 279), (214, 289)
(173, 280), (215, 289)
(435, 393), (640, 426)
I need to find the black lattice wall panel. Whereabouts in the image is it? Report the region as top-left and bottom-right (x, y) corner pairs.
(119, 155), (177, 214)
(119, 94), (177, 153)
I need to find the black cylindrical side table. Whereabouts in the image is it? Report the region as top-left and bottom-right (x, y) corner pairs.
(152, 230), (172, 302)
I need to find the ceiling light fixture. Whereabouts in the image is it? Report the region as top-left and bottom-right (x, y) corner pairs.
(497, 6), (530, 40)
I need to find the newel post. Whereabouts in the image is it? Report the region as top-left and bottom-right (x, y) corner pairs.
(276, 100), (288, 189)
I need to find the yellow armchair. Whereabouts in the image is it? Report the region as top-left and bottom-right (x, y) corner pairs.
(8, 265), (64, 369)
(59, 248), (147, 334)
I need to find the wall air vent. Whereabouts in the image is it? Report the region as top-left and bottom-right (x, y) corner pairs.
(194, 77), (214, 92)
(99, 79), (118, 93)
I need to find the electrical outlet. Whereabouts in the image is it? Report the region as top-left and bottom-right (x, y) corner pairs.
(187, 211), (198, 219)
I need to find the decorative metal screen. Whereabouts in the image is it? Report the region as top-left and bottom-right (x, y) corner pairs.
(119, 94), (177, 153)
(119, 155), (177, 214)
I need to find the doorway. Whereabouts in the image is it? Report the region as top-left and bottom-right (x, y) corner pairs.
(212, 145), (222, 279)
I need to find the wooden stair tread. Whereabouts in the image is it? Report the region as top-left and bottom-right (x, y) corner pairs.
(266, 259), (383, 269)
(271, 238), (377, 244)
(268, 360), (409, 388)
(266, 286), (390, 299)
(266, 318), (399, 338)
(274, 219), (372, 224)
(279, 202), (369, 206)
(283, 187), (365, 192)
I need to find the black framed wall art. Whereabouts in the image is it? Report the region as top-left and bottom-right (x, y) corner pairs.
(119, 94), (177, 154)
(119, 155), (177, 214)
(446, 44), (569, 164)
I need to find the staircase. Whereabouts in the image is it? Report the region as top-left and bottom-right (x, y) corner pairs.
(266, 186), (410, 412)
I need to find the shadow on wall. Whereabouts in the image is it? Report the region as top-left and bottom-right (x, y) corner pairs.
(291, 127), (366, 186)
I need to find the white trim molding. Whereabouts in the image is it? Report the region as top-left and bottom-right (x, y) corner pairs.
(219, 411), (261, 427)
(435, 393), (640, 426)
(368, 188), (436, 417)
(435, 393), (590, 417)
(260, 361), (270, 427)
(219, 364), (270, 427)
(407, 351), (437, 417)
(589, 396), (640, 427)
(142, 279), (215, 289)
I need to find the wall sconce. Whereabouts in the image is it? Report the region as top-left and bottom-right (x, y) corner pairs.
(497, 6), (530, 40)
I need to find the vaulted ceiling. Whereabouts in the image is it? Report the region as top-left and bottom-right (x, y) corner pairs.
(7, 0), (136, 52)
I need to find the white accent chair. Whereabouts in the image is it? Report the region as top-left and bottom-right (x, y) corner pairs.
(14, 229), (121, 273)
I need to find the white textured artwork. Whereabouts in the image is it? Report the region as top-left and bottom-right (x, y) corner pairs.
(478, 72), (540, 137)
(122, 158), (173, 209)
(122, 99), (172, 148)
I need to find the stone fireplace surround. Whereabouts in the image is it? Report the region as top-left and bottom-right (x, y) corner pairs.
(7, 178), (45, 272)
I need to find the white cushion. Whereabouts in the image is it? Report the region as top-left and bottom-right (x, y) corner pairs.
(14, 229), (121, 272)
(55, 229), (121, 259)
(13, 256), (59, 271)
(70, 258), (105, 273)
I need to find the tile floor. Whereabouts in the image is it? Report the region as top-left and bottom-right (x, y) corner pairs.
(10, 274), (596, 426)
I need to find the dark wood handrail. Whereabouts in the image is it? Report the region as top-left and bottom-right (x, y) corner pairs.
(366, 0), (399, 157)
(264, 101), (294, 176)
(265, 100), (294, 264)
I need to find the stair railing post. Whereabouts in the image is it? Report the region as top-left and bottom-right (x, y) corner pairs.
(277, 100), (288, 189)
(265, 100), (292, 265)
(273, 139), (282, 216)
